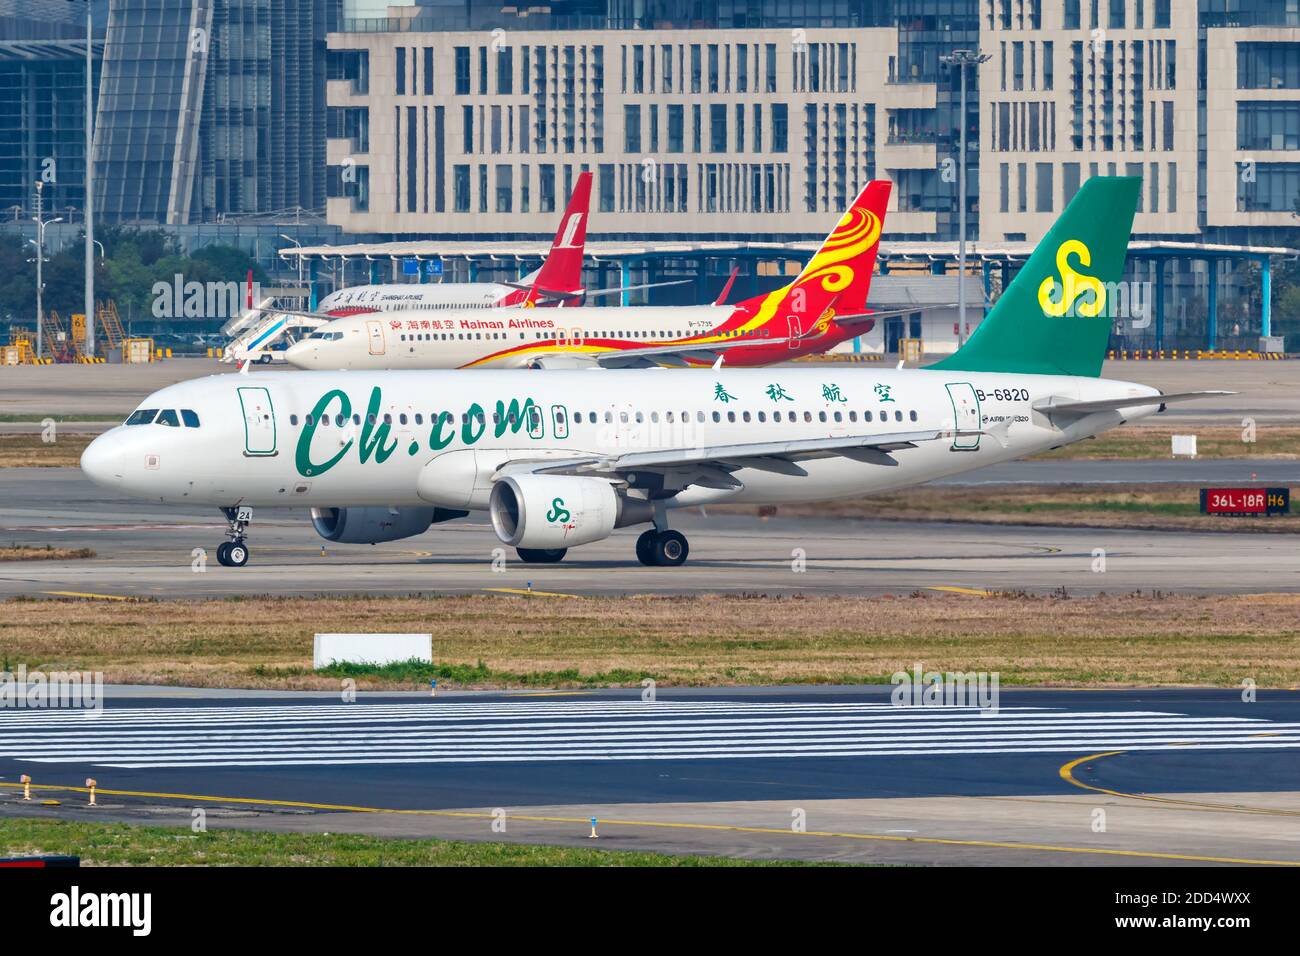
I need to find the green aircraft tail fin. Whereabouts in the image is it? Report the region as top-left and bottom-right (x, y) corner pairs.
(928, 176), (1140, 378)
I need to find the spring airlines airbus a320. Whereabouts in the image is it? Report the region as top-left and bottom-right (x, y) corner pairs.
(81, 179), (1225, 568)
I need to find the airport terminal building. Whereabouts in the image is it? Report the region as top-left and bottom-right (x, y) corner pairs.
(1, 0), (1298, 353)
(316, 0), (1298, 352)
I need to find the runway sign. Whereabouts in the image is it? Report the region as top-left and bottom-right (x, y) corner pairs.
(1199, 487), (1290, 516)
(0, 856), (80, 868)
(312, 633), (432, 669)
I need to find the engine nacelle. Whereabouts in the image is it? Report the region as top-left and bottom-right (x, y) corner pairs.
(311, 506), (462, 544)
(490, 475), (642, 549)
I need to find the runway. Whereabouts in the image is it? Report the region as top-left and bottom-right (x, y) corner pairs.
(1, 465), (1297, 598)
(2, 686), (1297, 865)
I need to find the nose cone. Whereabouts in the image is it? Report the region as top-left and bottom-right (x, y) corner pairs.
(80, 431), (125, 489)
(285, 339), (319, 369)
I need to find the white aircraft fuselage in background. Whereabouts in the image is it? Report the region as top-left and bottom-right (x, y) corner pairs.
(315, 282), (524, 313)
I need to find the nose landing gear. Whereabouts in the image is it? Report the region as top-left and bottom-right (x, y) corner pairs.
(216, 506), (252, 567)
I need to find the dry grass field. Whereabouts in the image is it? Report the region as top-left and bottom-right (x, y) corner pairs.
(0, 433), (93, 468)
(4, 592), (1297, 690)
(741, 483), (1297, 533)
(0, 545), (94, 562)
(1030, 424), (1299, 460)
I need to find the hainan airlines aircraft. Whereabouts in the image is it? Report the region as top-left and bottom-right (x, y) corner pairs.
(284, 181), (905, 370)
(81, 179), (1225, 568)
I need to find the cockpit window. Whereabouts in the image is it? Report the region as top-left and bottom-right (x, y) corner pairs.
(155, 409), (180, 427)
(125, 409), (158, 425)
(181, 409), (200, 428)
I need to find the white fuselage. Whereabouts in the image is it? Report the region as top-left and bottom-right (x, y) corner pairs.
(80, 367), (1161, 513)
(286, 305), (741, 371)
(316, 282), (511, 313)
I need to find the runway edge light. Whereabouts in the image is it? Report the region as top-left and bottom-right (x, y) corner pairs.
(589, 817), (598, 839)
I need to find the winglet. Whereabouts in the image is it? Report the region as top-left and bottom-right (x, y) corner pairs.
(713, 266), (740, 306)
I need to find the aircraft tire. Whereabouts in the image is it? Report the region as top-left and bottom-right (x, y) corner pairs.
(652, 531), (689, 567)
(635, 530), (658, 566)
(516, 547), (566, 564)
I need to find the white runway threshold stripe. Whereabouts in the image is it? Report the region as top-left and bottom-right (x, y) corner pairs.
(0, 700), (1297, 769)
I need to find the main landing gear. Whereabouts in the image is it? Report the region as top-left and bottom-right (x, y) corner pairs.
(636, 529), (689, 566)
(216, 506), (252, 567)
(636, 503), (690, 567)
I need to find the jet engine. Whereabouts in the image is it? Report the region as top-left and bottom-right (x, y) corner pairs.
(310, 506), (465, 544)
(489, 475), (650, 549)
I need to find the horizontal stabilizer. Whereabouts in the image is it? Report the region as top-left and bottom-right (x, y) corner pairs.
(1033, 390), (1235, 416)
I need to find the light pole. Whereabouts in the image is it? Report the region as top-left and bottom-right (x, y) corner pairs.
(32, 181), (64, 361)
(279, 234), (304, 290)
(941, 49), (990, 349)
(83, 0), (96, 357)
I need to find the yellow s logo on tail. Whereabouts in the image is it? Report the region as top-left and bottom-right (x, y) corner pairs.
(1037, 239), (1106, 318)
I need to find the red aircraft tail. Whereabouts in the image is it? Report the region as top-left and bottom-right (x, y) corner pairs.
(732, 179), (891, 337)
(525, 171), (592, 305)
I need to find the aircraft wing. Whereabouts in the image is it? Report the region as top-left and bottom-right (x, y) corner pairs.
(517, 336), (793, 369)
(831, 304), (959, 329)
(590, 335), (791, 368)
(495, 428), (979, 489)
(247, 304), (340, 322)
(575, 279), (693, 300)
(1033, 391), (1235, 417)
(498, 278), (691, 303)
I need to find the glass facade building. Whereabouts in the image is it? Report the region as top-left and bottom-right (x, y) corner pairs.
(94, 0), (335, 225)
(0, 0), (106, 222)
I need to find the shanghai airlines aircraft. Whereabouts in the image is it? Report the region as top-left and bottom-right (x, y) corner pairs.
(310, 171), (594, 315)
(226, 173), (600, 362)
(285, 181), (908, 371)
(81, 178), (1225, 568)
